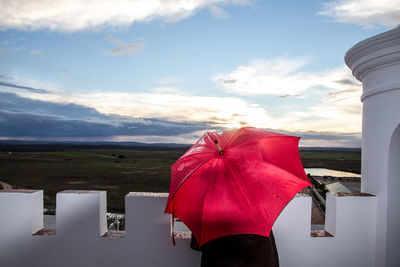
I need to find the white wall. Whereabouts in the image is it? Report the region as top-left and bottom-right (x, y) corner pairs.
(0, 190), (376, 267)
(387, 125), (400, 266)
(345, 26), (400, 267)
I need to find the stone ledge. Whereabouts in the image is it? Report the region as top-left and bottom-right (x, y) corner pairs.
(311, 230), (334, 238)
(33, 229), (56, 236)
(127, 192), (169, 197)
(102, 230), (125, 239)
(0, 189), (40, 193)
(334, 192), (375, 197)
(172, 231), (191, 239)
(59, 190), (103, 194)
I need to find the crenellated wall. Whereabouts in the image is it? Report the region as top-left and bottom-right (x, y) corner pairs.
(0, 189), (376, 267)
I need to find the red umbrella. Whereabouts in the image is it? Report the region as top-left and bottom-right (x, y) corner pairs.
(165, 127), (311, 246)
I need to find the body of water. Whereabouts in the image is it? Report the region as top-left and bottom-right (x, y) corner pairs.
(304, 168), (361, 178)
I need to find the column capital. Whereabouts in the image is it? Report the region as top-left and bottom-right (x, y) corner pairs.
(345, 27), (400, 82)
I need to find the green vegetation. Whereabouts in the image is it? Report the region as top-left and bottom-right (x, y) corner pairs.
(0, 147), (360, 213)
(300, 151), (361, 161)
(300, 150), (361, 174)
(52, 151), (115, 158)
(0, 149), (185, 213)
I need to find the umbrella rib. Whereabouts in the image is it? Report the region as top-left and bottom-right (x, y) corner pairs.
(228, 135), (296, 151)
(222, 128), (243, 149)
(178, 149), (216, 161)
(171, 154), (216, 201)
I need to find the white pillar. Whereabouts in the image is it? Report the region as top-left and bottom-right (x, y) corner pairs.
(0, 190), (43, 264)
(124, 192), (200, 266)
(56, 190), (107, 237)
(0, 190), (43, 237)
(345, 27), (400, 267)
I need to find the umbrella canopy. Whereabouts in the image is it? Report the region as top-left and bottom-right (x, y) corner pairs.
(165, 127), (311, 246)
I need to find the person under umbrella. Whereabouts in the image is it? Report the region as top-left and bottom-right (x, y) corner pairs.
(165, 127), (311, 266)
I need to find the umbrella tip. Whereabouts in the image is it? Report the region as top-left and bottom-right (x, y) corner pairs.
(214, 139), (223, 155)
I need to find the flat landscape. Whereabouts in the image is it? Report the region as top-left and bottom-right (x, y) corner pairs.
(0, 144), (361, 213)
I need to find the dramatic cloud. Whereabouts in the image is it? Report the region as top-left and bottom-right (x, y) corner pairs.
(0, 71), (363, 145)
(0, 92), (361, 146)
(0, 0), (251, 32)
(320, 0), (400, 27)
(216, 58), (362, 133)
(0, 92), (211, 138)
(104, 35), (144, 56)
(0, 74), (276, 130)
(42, 91), (275, 130)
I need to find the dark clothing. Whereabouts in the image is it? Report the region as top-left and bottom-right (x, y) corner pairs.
(199, 232), (279, 267)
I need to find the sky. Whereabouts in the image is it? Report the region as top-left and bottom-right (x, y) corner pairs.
(0, 0), (399, 147)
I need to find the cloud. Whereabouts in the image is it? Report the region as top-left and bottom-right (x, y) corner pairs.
(12, 47), (26, 51)
(210, 6), (229, 19)
(284, 66), (362, 133)
(30, 50), (42, 55)
(214, 58), (360, 98)
(0, 92), (212, 138)
(58, 91), (276, 130)
(104, 35), (144, 56)
(282, 91), (362, 134)
(0, 75), (61, 95)
(297, 131), (361, 147)
(0, 81), (50, 93)
(216, 58), (362, 133)
(0, 69), (363, 146)
(319, 0), (400, 28)
(0, 92), (361, 146)
(215, 58), (318, 96)
(0, 76), (276, 130)
(0, 0), (251, 32)
(156, 76), (184, 86)
(2, 66), (362, 134)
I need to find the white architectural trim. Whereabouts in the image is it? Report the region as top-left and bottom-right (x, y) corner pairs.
(361, 86), (400, 101)
(345, 27), (400, 81)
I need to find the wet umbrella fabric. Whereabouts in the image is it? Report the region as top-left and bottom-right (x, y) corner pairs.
(165, 127), (311, 246)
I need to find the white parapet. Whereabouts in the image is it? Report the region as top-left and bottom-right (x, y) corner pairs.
(0, 190), (200, 267)
(0, 189), (43, 237)
(273, 193), (376, 267)
(0, 189), (44, 266)
(312, 193), (377, 267)
(0, 190), (377, 267)
(56, 190), (107, 237)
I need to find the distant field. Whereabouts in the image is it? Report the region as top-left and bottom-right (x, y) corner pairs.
(0, 149), (186, 213)
(0, 147), (360, 213)
(300, 150), (361, 174)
